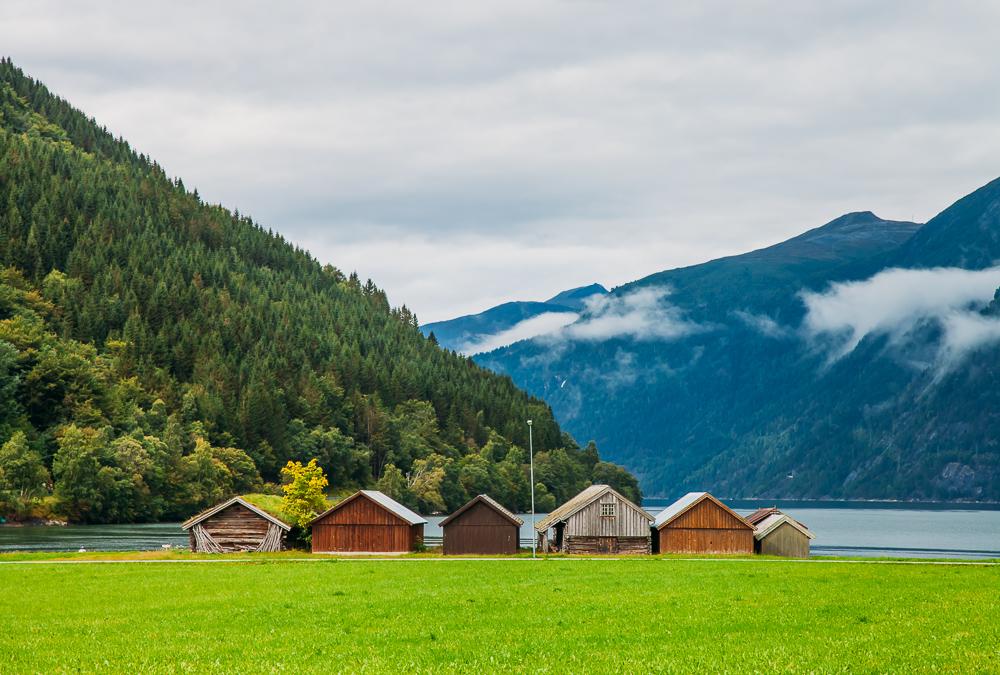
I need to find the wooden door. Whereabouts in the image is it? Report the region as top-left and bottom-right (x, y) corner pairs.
(598, 537), (615, 554)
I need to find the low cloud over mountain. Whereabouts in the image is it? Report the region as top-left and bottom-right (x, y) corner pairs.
(801, 266), (1000, 367)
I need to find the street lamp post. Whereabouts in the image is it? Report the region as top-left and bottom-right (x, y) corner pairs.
(527, 419), (535, 558)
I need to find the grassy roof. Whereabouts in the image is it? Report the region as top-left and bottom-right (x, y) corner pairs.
(239, 494), (295, 525)
(240, 492), (340, 526)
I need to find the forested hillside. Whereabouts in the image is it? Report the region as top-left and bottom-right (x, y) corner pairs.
(0, 60), (638, 523)
(482, 193), (1000, 502)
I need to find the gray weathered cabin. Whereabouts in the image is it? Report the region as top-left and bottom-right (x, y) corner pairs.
(535, 484), (653, 554)
(181, 496), (291, 553)
(746, 507), (815, 557)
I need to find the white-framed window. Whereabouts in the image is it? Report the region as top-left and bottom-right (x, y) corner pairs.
(600, 502), (616, 517)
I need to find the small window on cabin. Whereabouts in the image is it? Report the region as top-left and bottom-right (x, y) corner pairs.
(600, 502), (616, 517)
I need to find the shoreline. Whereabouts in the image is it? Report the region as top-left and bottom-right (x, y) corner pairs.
(643, 496), (1000, 507)
(1, 549), (998, 565)
(0, 519), (67, 528)
(6, 497), (1000, 529)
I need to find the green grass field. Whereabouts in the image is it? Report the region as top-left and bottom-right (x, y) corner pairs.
(0, 556), (997, 673)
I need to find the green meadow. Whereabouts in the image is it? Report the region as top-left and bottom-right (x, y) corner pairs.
(0, 556), (997, 673)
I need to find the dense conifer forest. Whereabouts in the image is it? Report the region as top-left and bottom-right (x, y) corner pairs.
(0, 60), (638, 523)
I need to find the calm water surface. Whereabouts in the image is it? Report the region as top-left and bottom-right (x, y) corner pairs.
(2, 501), (998, 558)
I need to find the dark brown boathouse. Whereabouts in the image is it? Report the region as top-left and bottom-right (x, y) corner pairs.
(182, 496), (291, 553)
(440, 494), (523, 555)
(310, 490), (427, 553)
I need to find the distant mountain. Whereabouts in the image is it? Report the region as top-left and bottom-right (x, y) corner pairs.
(620, 211), (922, 315)
(422, 283), (608, 354)
(545, 283), (610, 310)
(479, 187), (1000, 502)
(890, 177), (1000, 269)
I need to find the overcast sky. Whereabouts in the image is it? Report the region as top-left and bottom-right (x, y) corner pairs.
(3, 2), (1000, 322)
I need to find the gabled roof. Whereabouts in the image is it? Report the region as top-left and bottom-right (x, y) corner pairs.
(181, 496), (291, 531)
(653, 491), (751, 530)
(309, 490), (427, 526)
(753, 512), (815, 540)
(439, 494), (523, 527)
(535, 484), (652, 531)
(745, 507), (780, 527)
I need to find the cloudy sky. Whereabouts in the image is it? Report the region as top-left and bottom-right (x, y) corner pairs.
(3, 2), (1000, 322)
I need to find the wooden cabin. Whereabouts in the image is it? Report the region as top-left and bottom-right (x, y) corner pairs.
(181, 496), (291, 553)
(535, 484), (653, 555)
(309, 490), (427, 553)
(746, 507), (815, 557)
(440, 494), (523, 555)
(653, 492), (754, 554)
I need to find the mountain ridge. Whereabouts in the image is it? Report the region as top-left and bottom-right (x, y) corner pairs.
(421, 283), (608, 353)
(478, 181), (1000, 501)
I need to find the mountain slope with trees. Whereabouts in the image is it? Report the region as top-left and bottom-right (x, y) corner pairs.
(0, 60), (638, 523)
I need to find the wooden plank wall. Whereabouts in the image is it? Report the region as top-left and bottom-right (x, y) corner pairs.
(565, 492), (649, 537)
(564, 535), (650, 555)
(443, 501), (518, 555)
(199, 503), (273, 552)
(758, 522), (810, 557)
(660, 528), (753, 554)
(311, 494), (419, 552)
(667, 499), (748, 530)
(659, 499), (754, 554)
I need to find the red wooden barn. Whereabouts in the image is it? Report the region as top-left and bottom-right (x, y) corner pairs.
(440, 494), (523, 555)
(309, 490), (427, 553)
(652, 492), (754, 554)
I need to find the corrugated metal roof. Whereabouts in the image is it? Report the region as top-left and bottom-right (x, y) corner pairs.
(754, 512), (815, 540)
(652, 491), (708, 529)
(181, 496), (291, 531)
(535, 484), (652, 531)
(439, 494), (523, 527)
(745, 507), (779, 527)
(359, 490), (427, 525)
(309, 490), (428, 526)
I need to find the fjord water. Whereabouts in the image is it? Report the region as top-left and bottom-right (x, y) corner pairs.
(2, 501), (998, 558)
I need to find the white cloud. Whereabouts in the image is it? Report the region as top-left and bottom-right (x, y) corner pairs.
(938, 311), (1000, 371)
(732, 310), (790, 338)
(801, 266), (1000, 365)
(562, 287), (706, 342)
(458, 311), (579, 355)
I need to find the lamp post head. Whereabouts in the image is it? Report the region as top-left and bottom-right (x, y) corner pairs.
(526, 419), (532, 426)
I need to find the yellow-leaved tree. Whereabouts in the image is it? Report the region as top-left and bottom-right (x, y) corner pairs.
(280, 459), (329, 529)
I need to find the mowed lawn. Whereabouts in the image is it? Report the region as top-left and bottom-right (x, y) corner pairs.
(0, 558), (997, 673)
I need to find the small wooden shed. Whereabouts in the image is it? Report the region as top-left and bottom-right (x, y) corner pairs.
(440, 494), (523, 555)
(309, 490), (427, 553)
(653, 492), (754, 554)
(181, 496), (291, 553)
(535, 484), (653, 555)
(746, 507), (815, 557)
